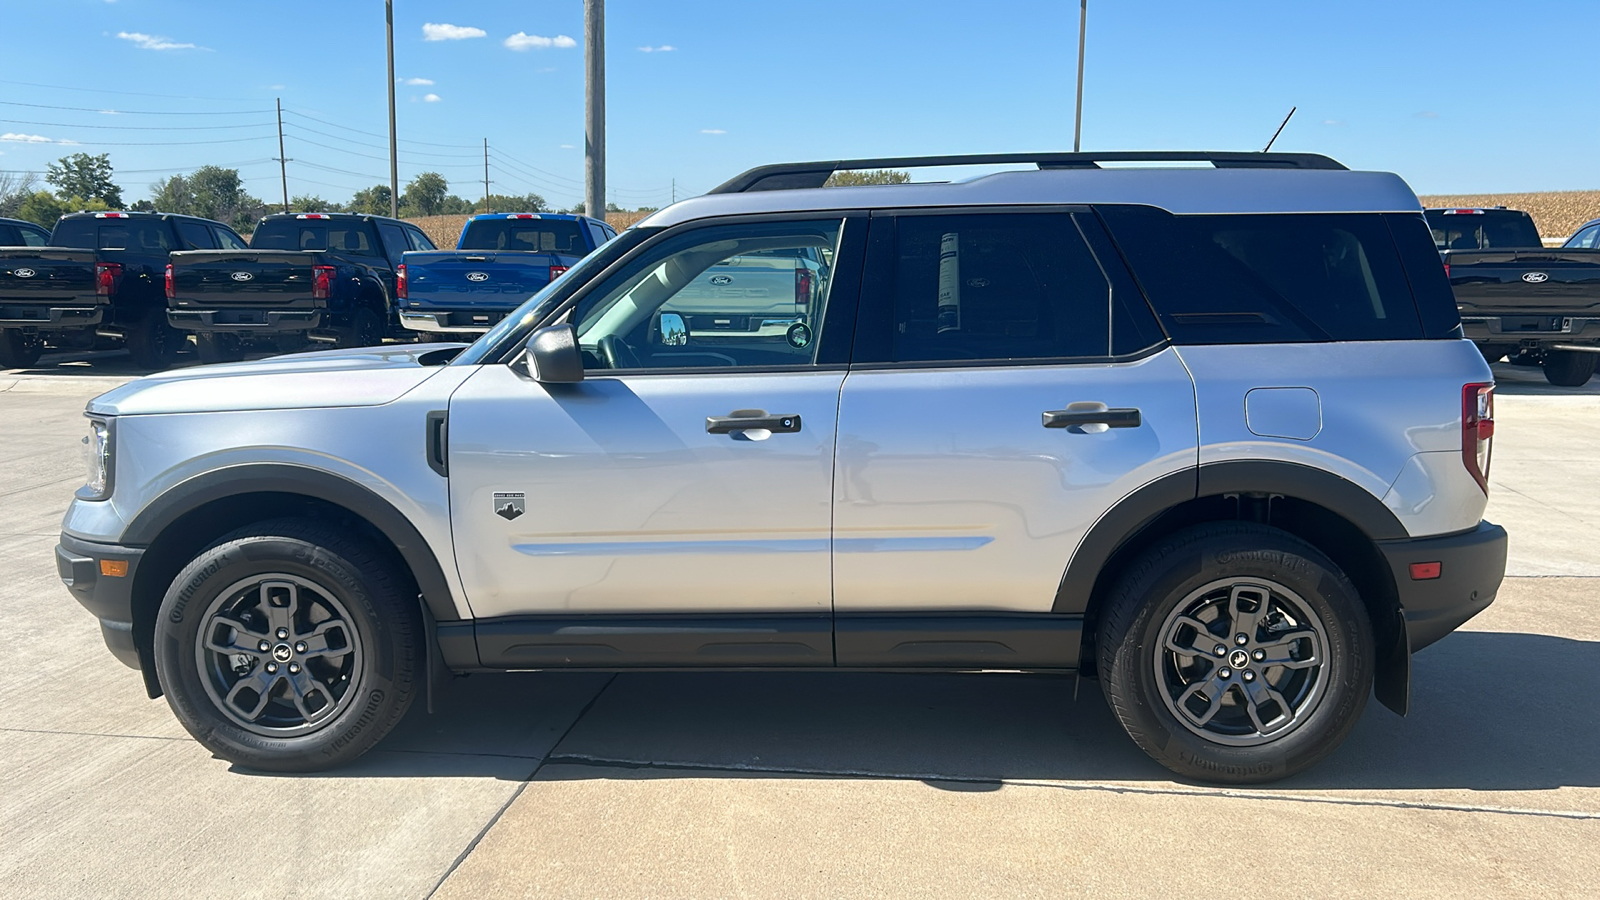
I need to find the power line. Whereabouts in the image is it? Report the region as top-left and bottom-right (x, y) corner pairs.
(0, 117), (276, 131)
(490, 149), (585, 187)
(0, 99), (272, 116)
(280, 130), (480, 169)
(283, 120), (480, 159)
(280, 108), (480, 150)
(0, 134), (276, 147)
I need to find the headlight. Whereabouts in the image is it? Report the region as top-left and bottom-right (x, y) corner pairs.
(78, 418), (113, 501)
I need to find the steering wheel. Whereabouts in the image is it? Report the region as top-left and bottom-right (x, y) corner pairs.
(597, 334), (642, 370)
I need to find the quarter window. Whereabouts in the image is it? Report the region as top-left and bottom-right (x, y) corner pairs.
(1568, 224), (1600, 249)
(176, 220), (216, 250)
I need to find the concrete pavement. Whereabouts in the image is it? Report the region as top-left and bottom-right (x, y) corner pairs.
(1, 354), (1596, 899)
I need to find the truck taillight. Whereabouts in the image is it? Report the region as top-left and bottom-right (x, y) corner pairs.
(549, 265), (569, 280)
(396, 263), (407, 299)
(95, 262), (122, 297)
(164, 264), (174, 299)
(795, 267), (814, 305)
(312, 265), (335, 300)
(1462, 383), (1494, 494)
(1442, 262), (1450, 279)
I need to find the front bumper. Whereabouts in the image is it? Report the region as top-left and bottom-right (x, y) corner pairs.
(399, 310), (500, 334)
(0, 302), (104, 329)
(1377, 521), (1507, 652)
(56, 533), (145, 670)
(167, 308), (323, 333)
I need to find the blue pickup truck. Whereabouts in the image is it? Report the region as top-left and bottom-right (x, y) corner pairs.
(397, 212), (615, 338)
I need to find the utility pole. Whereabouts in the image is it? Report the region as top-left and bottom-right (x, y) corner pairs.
(274, 97), (290, 213)
(385, 0), (399, 218)
(671, 178), (675, 205)
(1073, 0), (1087, 152)
(483, 138), (490, 213)
(584, 0), (605, 222)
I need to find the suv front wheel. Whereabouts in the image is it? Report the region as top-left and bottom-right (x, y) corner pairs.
(1097, 523), (1373, 783)
(153, 520), (422, 771)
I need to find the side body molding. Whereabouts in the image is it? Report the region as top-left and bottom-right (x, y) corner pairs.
(121, 463), (461, 623)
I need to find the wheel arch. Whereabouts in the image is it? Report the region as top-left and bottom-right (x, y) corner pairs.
(1062, 461), (1411, 715)
(122, 464), (461, 698)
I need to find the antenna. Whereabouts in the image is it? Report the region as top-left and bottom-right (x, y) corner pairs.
(1263, 106), (1296, 152)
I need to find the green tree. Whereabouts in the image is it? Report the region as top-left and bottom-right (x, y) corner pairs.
(189, 166), (261, 225)
(823, 169), (911, 187)
(480, 192), (547, 213)
(14, 191), (108, 227)
(347, 184), (393, 215)
(149, 173), (195, 215)
(46, 153), (124, 208)
(0, 171), (40, 219)
(400, 172), (450, 216)
(289, 194), (341, 213)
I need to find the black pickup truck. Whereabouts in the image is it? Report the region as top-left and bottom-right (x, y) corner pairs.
(0, 212), (247, 369)
(1428, 207), (1600, 386)
(166, 212), (436, 361)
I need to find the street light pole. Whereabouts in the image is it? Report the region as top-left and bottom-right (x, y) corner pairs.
(584, 0), (605, 222)
(385, 0), (399, 218)
(1073, 0), (1087, 152)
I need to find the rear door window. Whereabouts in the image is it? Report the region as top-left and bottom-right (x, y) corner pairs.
(1567, 224), (1600, 249)
(176, 220), (216, 249)
(403, 224), (436, 251)
(1097, 206), (1426, 344)
(213, 227), (249, 251)
(376, 222), (409, 265)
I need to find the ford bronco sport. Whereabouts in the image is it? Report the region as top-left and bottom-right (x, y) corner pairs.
(56, 152), (1508, 783)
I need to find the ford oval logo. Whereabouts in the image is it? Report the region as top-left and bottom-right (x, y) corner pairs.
(231, 271), (254, 282)
(1522, 272), (1549, 283)
(13, 267), (36, 278)
(709, 275), (733, 286)
(466, 272), (490, 282)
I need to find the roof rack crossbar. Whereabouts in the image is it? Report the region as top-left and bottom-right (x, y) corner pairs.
(708, 151), (1347, 194)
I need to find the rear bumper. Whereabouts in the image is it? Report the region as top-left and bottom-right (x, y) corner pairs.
(1461, 316), (1600, 344)
(1378, 521), (1508, 652)
(0, 302), (104, 329)
(399, 310), (502, 334)
(56, 533), (145, 671)
(167, 307), (322, 333)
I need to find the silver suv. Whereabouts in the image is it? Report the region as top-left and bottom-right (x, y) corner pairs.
(55, 152), (1508, 783)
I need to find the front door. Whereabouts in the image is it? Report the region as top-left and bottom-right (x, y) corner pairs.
(446, 214), (864, 664)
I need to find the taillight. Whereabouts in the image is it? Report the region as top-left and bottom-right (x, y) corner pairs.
(312, 265), (335, 300)
(396, 263), (408, 299)
(164, 263), (174, 299)
(549, 265), (569, 280)
(1462, 383), (1494, 493)
(795, 267), (814, 304)
(95, 262), (122, 297)
(1443, 262), (1450, 279)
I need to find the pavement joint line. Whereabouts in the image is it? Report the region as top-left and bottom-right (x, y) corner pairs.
(422, 673), (619, 900)
(0, 476), (83, 500)
(1494, 481), (1598, 527)
(539, 753), (1600, 823)
(0, 725), (187, 743)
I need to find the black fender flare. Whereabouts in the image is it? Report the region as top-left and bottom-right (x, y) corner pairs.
(122, 463), (460, 623)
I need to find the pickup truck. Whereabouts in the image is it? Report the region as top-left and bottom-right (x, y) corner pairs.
(397, 213), (613, 338)
(0, 217), (50, 248)
(0, 211), (247, 369)
(167, 212), (437, 362)
(1428, 206), (1600, 386)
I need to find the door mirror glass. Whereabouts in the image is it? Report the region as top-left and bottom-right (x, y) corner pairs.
(658, 312), (688, 346)
(524, 324), (585, 383)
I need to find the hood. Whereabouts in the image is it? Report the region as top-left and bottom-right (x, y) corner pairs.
(87, 343), (469, 417)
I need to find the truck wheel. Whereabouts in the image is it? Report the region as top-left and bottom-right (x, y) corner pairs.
(195, 332), (245, 364)
(1096, 523), (1373, 784)
(0, 330), (44, 369)
(153, 519), (422, 772)
(337, 308), (383, 349)
(125, 306), (183, 369)
(1542, 350), (1597, 387)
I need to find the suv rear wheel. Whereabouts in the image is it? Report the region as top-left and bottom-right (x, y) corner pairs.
(1097, 523), (1373, 783)
(153, 519), (422, 771)
(1542, 349), (1597, 387)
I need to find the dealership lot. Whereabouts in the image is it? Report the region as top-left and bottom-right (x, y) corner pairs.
(1, 356), (1596, 899)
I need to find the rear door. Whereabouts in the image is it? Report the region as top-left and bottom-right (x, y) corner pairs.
(832, 209), (1197, 660)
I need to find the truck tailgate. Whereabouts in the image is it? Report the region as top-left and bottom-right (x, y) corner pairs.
(0, 248), (98, 303)
(168, 250), (322, 308)
(403, 250), (563, 309)
(1448, 250), (1600, 315)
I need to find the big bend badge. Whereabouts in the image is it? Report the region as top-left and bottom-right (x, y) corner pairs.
(493, 492), (525, 521)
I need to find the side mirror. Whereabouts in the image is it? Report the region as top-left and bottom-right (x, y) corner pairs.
(524, 324), (584, 383)
(658, 312), (688, 346)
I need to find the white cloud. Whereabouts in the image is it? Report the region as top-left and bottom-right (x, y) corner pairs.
(1415, 111), (1440, 119)
(1322, 119), (1344, 126)
(116, 31), (199, 51)
(559, 143), (575, 149)
(423, 93), (442, 103)
(700, 129), (726, 135)
(422, 23), (486, 41)
(504, 32), (577, 50)
(405, 77), (434, 85)
(637, 45), (676, 52)
(98, 109), (120, 115)
(1, 133), (53, 143)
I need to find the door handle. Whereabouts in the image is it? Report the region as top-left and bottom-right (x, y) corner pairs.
(706, 411), (802, 434)
(1042, 407), (1141, 429)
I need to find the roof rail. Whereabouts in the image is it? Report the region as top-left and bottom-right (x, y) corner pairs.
(708, 151), (1348, 194)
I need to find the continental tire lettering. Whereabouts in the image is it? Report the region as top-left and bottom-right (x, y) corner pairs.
(1213, 549), (1306, 570)
(323, 689), (385, 755)
(1175, 750), (1277, 777)
(170, 552), (233, 622)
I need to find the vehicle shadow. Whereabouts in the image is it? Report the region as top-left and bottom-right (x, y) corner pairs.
(1489, 360), (1600, 396)
(259, 630), (1600, 794)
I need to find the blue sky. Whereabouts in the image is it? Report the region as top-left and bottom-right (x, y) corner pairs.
(1, 0), (1597, 210)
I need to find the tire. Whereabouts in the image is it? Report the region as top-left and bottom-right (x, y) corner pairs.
(0, 329), (43, 369)
(336, 307), (384, 350)
(124, 305), (184, 369)
(153, 519), (422, 772)
(1542, 349), (1597, 387)
(1096, 523), (1373, 784)
(195, 332), (245, 364)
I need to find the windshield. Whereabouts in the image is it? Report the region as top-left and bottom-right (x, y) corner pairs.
(1425, 210), (1543, 250)
(450, 226), (656, 366)
(459, 218), (587, 252)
